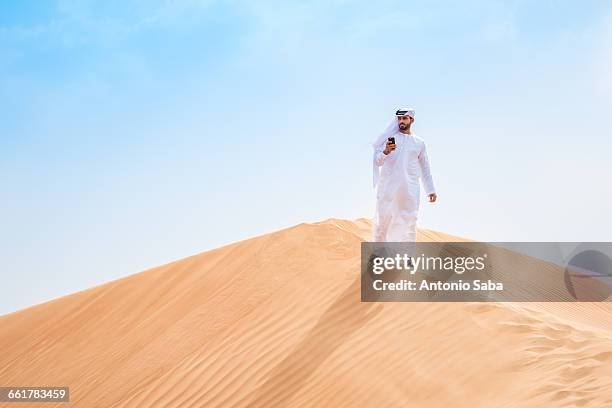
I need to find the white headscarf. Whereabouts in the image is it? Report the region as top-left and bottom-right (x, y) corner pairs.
(371, 108), (415, 188)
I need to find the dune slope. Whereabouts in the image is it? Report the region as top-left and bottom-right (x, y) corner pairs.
(1, 218), (611, 408)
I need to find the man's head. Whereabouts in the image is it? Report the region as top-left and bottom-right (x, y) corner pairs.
(395, 108), (415, 131)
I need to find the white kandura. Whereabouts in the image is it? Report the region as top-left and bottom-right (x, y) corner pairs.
(371, 111), (436, 242)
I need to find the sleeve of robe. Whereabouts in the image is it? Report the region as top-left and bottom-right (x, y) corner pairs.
(374, 145), (388, 166)
(418, 142), (436, 195)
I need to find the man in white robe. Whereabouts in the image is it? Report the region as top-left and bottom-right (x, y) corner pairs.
(371, 108), (437, 242)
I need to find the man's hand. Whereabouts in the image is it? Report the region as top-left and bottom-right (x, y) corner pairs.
(428, 193), (437, 203)
(383, 140), (396, 155)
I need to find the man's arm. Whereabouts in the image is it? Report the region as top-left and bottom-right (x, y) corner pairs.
(374, 148), (387, 166)
(418, 142), (436, 198)
(374, 140), (395, 166)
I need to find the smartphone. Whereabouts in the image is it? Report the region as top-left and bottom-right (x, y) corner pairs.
(388, 137), (395, 144)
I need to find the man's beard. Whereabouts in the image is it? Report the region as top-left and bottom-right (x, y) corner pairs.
(399, 123), (409, 130)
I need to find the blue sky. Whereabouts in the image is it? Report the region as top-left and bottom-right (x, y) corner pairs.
(1, 0), (611, 315)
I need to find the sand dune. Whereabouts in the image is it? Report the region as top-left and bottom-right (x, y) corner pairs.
(1, 218), (612, 407)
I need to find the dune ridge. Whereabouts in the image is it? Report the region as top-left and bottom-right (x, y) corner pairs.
(1, 218), (612, 407)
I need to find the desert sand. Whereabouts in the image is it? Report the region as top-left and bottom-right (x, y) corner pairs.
(1, 218), (612, 407)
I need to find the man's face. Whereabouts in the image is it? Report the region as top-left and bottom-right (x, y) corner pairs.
(397, 115), (413, 130)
